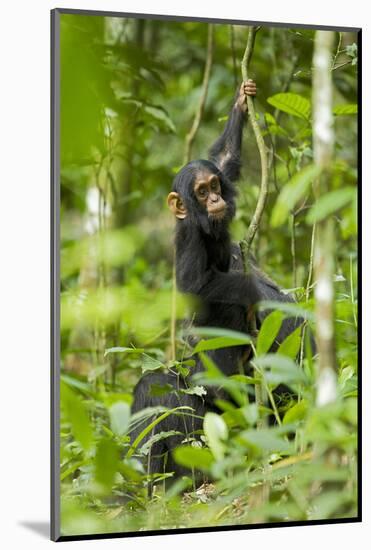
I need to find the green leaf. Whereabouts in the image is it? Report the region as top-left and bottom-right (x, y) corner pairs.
(256, 310), (284, 355)
(109, 401), (131, 436)
(180, 385), (207, 397)
(141, 354), (165, 373)
(271, 164), (320, 227)
(283, 399), (308, 424)
(239, 428), (292, 455)
(60, 374), (92, 395)
(333, 104), (357, 116)
(198, 352), (246, 407)
(99, 392), (132, 407)
(264, 112), (276, 125)
(339, 366), (355, 389)
(193, 335), (251, 354)
(278, 326), (302, 359)
(127, 406), (193, 458)
(143, 104), (176, 132)
(345, 43), (357, 58)
(204, 412), (228, 460)
(258, 300), (314, 322)
(267, 93), (311, 120)
(61, 382), (93, 451)
(263, 112), (288, 137)
(173, 446), (214, 472)
(306, 187), (356, 224)
(139, 430), (182, 456)
(254, 354), (307, 386)
(189, 327), (253, 340)
(95, 438), (119, 490)
(241, 403), (259, 425)
(310, 490), (352, 520)
(198, 351), (223, 378)
(104, 346), (144, 357)
(149, 383), (174, 397)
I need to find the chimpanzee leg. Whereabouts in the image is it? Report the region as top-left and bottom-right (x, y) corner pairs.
(130, 371), (206, 485)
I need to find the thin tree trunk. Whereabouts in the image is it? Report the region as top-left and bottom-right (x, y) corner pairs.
(312, 30), (337, 406)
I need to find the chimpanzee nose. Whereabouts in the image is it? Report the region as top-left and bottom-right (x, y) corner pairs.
(210, 193), (219, 202)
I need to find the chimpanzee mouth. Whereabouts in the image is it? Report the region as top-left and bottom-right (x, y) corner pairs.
(208, 206), (227, 220)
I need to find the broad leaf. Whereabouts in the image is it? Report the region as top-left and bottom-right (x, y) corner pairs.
(104, 346), (144, 357)
(143, 104), (176, 132)
(256, 310), (284, 355)
(61, 382), (93, 451)
(193, 335), (251, 354)
(278, 326), (302, 359)
(139, 430), (182, 456)
(254, 354), (307, 386)
(173, 446), (214, 472)
(333, 104), (357, 116)
(271, 164), (320, 227)
(141, 354), (165, 373)
(240, 428), (292, 455)
(95, 438), (119, 490)
(109, 401), (131, 436)
(204, 412), (228, 460)
(283, 399), (308, 424)
(127, 406), (193, 458)
(267, 93), (311, 120)
(198, 352), (246, 406)
(149, 383), (174, 397)
(189, 327), (253, 340)
(258, 300), (314, 321)
(180, 385), (207, 397)
(306, 187), (356, 224)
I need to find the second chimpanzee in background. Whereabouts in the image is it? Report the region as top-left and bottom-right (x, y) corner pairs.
(131, 81), (303, 482)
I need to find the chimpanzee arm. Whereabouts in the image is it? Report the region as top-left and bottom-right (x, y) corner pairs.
(176, 234), (259, 307)
(208, 100), (246, 183)
(208, 81), (256, 182)
(198, 269), (261, 306)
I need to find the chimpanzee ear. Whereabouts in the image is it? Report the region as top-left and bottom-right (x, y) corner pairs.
(167, 192), (187, 219)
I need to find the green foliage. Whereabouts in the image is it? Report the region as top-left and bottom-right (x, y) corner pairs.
(278, 326), (302, 359)
(59, 15), (358, 535)
(283, 399), (308, 424)
(256, 310), (284, 355)
(333, 103), (358, 115)
(267, 93), (311, 120)
(61, 382), (93, 451)
(193, 334), (252, 354)
(271, 164), (321, 227)
(95, 438), (120, 491)
(173, 446), (214, 472)
(109, 402), (131, 436)
(204, 412), (228, 460)
(306, 187), (356, 223)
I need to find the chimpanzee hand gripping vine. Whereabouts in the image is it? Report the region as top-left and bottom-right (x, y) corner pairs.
(131, 81), (303, 482)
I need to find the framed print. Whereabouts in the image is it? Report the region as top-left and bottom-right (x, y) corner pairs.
(51, 8), (361, 541)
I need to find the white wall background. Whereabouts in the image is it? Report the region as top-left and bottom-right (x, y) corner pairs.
(0, 1), (368, 547)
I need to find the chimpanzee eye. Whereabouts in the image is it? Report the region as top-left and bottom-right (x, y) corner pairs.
(198, 187), (207, 197)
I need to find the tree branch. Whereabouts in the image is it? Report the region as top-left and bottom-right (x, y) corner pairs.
(183, 25), (214, 164)
(239, 26), (269, 264)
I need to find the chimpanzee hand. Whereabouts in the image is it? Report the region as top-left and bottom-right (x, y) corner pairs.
(236, 79), (257, 112)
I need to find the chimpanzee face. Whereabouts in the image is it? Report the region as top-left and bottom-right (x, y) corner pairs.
(193, 171), (227, 220)
(167, 168), (227, 222)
